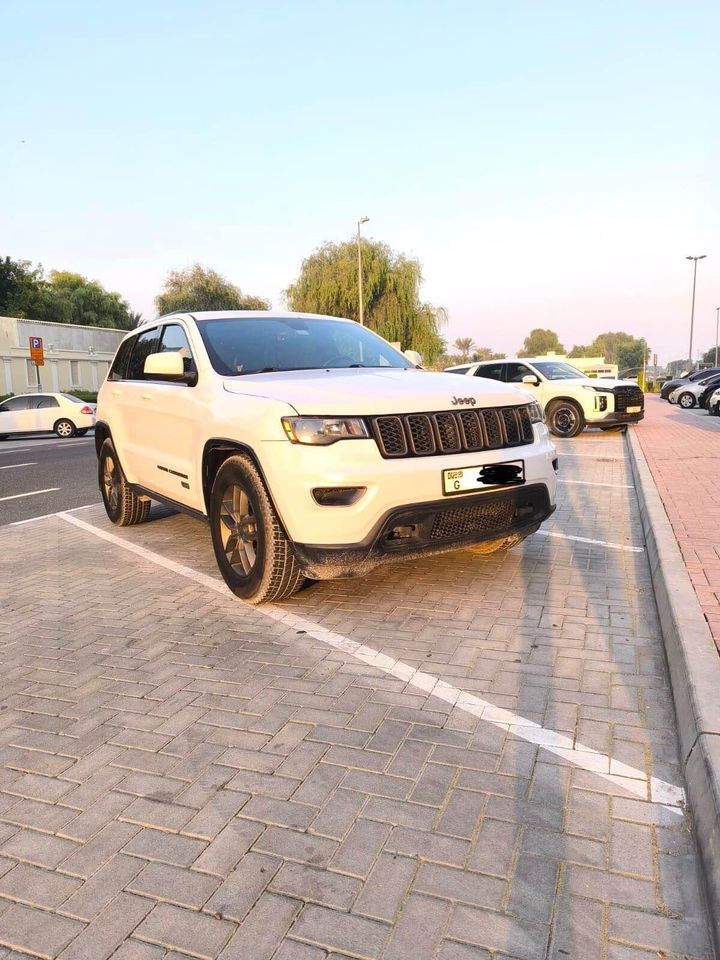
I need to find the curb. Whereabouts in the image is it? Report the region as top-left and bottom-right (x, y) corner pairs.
(626, 427), (720, 955)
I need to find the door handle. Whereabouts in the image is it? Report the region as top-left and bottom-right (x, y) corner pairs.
(112, 390), (121, 396)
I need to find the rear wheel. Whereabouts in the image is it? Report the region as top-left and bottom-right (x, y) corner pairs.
(55, 419), (76, 438)
(209, 454), (305, 603)
(678, 392), (695, 409)
(98, 438), (151, 526)
(546, 400), (585, 438)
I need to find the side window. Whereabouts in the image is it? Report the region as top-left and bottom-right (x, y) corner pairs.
(505, 363), (534, 383)
(1, 396), (32, 411)
(474, 363), (505, 381)
(31, 396), (60, 409)
(108, 337), (135, 381)
(159, 324), (196, 376)
(126, 328), (161, 381)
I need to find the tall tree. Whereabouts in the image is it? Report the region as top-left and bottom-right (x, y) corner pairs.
(518, 328), (565, 357)
(570, 331), (650, 370)
(155, 264), (269, 315)
(285, 239), (446, 363)
(701, 346), (719, 366)
(0, 256), (134, 329)
(453, 337), (475, 361)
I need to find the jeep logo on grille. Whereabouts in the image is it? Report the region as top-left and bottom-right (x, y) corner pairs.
(451, 396), (476, 406)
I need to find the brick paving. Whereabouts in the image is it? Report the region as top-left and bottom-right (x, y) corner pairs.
(0, 430), (713, 959)
(636, 396), (720, 651)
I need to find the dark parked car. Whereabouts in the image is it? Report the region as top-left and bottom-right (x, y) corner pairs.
(661, 367), (720, 400)
(698, 375), (720, 408)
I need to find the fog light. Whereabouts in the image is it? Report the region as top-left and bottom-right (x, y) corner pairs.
(387, 525), (418, 540)
(312, 487), (366, 506)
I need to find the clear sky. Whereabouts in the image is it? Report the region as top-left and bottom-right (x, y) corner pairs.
(2, 0), (718, 363)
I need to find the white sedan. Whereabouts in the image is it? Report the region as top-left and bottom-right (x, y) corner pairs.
(0, 393), (96, 439)
(669, 374), (720, 408)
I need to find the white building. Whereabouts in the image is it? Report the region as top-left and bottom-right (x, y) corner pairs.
(0, 316), (126, 396)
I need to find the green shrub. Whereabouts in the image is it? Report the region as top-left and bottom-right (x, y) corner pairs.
(66, 390), (98, 403)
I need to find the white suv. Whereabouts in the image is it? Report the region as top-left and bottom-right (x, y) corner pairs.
(445, 358), (645, 437)
(96, 312), (557, 602)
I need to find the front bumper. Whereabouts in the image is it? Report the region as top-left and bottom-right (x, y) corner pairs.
(589, 410), (645, 425)
(293, 483), (555, 579)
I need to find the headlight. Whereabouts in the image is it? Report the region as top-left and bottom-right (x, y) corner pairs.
(582, 385), (613, 393)
(527, 402), (543, 423)
(281, 416), (370, 445)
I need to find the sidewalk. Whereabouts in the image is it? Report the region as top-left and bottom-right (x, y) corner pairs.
(635, 396), (720, 652)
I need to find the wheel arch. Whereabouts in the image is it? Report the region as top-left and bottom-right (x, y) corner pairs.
(202, 439), (291, 537)
(94, 420), (111, 456)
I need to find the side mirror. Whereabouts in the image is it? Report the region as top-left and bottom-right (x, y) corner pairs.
(522, 374), (540, 386)
(403, 349), (424, 368)
(144, 352), (197, 385)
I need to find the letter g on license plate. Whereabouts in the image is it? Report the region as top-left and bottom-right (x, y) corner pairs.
(442, 460), (525, 495)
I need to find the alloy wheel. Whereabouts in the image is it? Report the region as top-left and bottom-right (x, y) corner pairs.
(219, 483), (258, 575)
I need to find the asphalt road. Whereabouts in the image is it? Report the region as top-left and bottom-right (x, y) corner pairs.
(0, 433), (100, 525)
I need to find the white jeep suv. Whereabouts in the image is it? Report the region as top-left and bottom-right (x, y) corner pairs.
(445, 358), (645, 438)
(96, 312), (557, 602)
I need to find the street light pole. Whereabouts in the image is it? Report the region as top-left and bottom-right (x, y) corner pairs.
(357, 216), (369, 325)
(686, 255), (707, 367)
(715, 306), (719, 367)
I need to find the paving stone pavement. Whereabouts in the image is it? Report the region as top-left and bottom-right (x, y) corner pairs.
(0, 429), (713, 960)
(635, 395), (720, 651)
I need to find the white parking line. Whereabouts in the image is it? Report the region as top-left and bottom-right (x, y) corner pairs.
(536, 529), (644, 552)
(8, 503), (97, 526)
(57, 512), (684, 813)
(0, 462), (37, 470)
(558, 479), (634, 489)
(0, 487), (60, 502)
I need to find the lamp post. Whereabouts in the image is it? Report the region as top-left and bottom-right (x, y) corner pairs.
(357, 216), (369, 325)
(686, 255), (707, 367)
(715, 306), (719, 367)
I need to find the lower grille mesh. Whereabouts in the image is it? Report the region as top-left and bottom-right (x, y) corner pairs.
(430, 498), (516, 540)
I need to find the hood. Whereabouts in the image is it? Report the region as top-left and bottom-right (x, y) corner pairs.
(549, 377), (640, 390)
(222, 368), (529, 415)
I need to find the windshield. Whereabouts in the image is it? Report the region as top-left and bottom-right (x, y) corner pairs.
(196, 317), (412, 376)
(532, 361), (588, 381)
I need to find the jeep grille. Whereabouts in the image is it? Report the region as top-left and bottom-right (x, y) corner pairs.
(371, 406), (534, 458)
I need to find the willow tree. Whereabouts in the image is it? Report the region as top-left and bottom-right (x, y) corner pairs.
(156, 264), (269, 315)
(284, 239), (446, 363)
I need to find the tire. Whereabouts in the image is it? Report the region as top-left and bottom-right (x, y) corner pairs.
(55, 419), (76, 438)
(678, 392), (695, 409)
(546, 400), (585, 438)
(98, 438), (151, 526)
(76, 428), (88, 436)
(209, 454), (305, 603)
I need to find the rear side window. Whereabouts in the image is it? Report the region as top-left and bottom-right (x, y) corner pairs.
(33, 396), (60, 409)
(474, 363), (505, 381)
(126, 328), (161, 380)
(108, 337), (135, 381)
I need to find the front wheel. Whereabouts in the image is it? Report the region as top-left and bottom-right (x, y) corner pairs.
(209, 454), (305, 603)
(55, 419), (76, 438)
(678, 392), (695, 409)
(546, 400), (585, 438)
(98, 438), (151, 526)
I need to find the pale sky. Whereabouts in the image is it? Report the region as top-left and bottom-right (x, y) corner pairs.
(2, 0), (718, 363)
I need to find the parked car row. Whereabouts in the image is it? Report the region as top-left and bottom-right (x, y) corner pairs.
(444, 357), (644, 438)
(665, 370), (720, 413)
